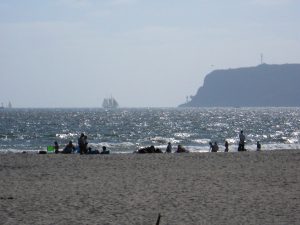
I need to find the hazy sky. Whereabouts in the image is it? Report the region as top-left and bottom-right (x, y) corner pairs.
(0, 0), (299, 107)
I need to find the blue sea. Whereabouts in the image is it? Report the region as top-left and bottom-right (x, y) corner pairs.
(1, 108), (300, 153)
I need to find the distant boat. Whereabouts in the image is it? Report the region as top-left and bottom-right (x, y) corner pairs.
(102, 96), (119, 109)
(0, 101), (12, 109)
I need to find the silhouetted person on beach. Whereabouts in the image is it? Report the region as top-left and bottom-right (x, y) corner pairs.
(209, 142), (213, 152)
(62, 141), (75, 154)
(100, 146), (110, 154)
(149, 145), (155, 153)
(166, 142), (172, 153)
(54, 141), (59, 154)
(214, 142), (219, 152)
(176, 144), (189, 153)
(155, 147), (162, 153)
(83, 135), (88, 154)
(224, 141), (229, 152)
(209, 142), (218, 152)
(78, 133), (85, 154)
(238, 130), (246, 151)
(136, 145), (162, 153)
(257, 141), (261, 151)
(88, 147), (100, 154)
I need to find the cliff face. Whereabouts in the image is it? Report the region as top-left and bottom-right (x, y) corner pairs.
(180, 64), (300, 107)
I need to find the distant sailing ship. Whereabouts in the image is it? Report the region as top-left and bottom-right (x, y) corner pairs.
(0, 101), (12, 109)
(102, 96), (119, 109)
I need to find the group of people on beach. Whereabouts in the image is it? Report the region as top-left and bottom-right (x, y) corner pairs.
(52, 133), (110, 155)
(135, 143), (189, 154)
(49, 130), (262, 154)
(155, 130), (261, 154)
(209, 130), (261, 152)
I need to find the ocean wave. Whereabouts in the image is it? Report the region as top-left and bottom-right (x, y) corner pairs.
(1, 108), (300, 153)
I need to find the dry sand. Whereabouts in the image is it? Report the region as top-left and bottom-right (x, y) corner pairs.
(0, 150), (299, 225)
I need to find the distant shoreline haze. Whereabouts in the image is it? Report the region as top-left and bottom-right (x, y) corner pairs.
(180, 64), (300, 107)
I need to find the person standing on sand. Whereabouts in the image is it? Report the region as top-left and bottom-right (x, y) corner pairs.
(78, 133), (85, 155)
(239, 130), (246, 151)
(209, 142), (214, 152)
(257, 141), (261, 151)
(224, 140), (229, 152)
(166, 142), (172, 153)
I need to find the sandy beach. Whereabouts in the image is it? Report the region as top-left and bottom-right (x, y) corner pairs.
(0, 150), (299, 225)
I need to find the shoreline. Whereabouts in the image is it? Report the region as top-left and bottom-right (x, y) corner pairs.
(1, 146), (300, 154)
(1, 150), (299, 225)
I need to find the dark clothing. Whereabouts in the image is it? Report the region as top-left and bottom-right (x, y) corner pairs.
(257, 142), (261, 151)
(166, 143), (172, 153)
(176, 145), (189, 153)
(62, 144), (75, 154)
(225, 141), (229, 152)
(54, 142), (59, 154)
(210, 142), (218, 152)
(88, 149), (100, 154)
(137, 146), (162, 154)
(100, 150), (110, 154)
(78, 137), (85, 154)
(239, 132), (246, 151)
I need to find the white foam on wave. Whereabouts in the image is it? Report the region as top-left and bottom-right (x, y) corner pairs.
(56, 133), (78, 139)
(174, 133), (194, 138)
(192, 139), (211, 144)
(150, 136), (174, 144)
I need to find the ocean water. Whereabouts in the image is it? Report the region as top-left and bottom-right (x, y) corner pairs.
(1, 108), (300, 153)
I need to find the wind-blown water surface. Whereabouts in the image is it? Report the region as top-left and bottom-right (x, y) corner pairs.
(1, 108), (300, 153)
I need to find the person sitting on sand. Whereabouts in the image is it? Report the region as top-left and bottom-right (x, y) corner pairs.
(136, 145), (162, 153)
(100, 146), (110, 154)
(176, 144), (189, 153)
(62, 141), (75, 154)
(213, 142), (219, 152)
(88, 147), (100, 154)
(155, 147), (162, 153)
(166, 142), (172, 153)
(210, 142), (218, 152)
(54, 141), (59, 154)
(149, 145), (155, 153)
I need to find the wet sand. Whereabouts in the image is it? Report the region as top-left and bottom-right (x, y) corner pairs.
(0, 150), (299, 225)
